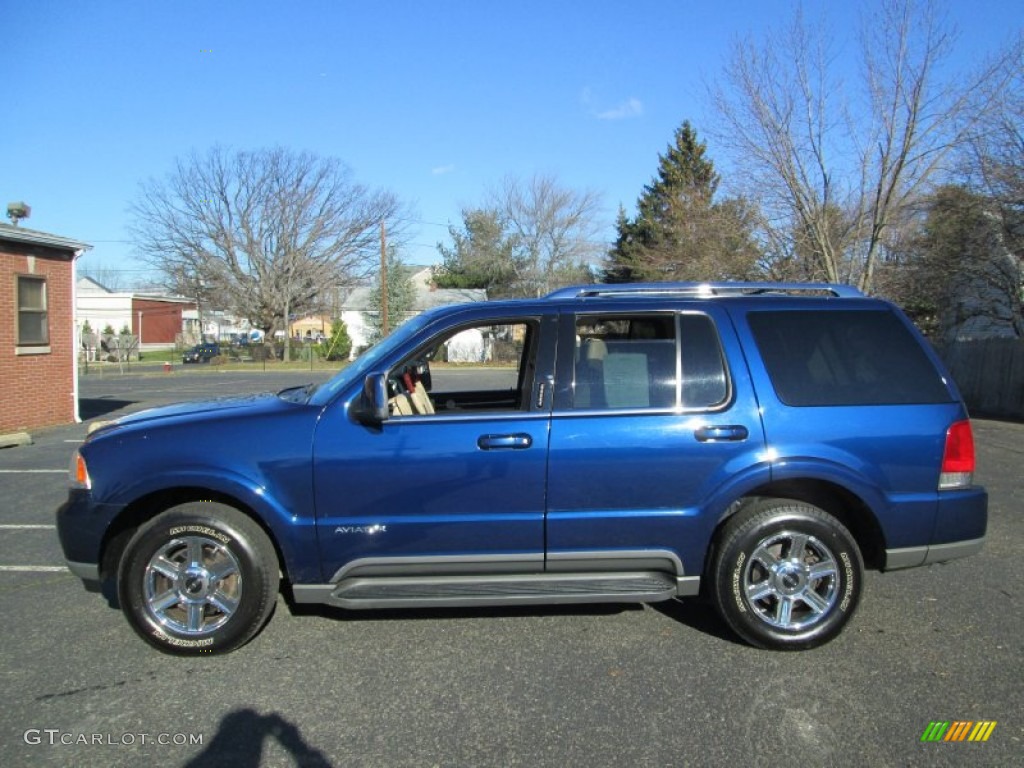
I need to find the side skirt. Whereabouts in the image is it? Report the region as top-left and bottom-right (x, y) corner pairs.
(292, 571), (700, 610)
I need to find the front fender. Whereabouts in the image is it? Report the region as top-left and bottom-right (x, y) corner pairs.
(110, 467), (320, 583)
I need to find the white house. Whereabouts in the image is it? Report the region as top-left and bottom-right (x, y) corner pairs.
(76, 276), (198, 349)
(337, 267), (486, 354)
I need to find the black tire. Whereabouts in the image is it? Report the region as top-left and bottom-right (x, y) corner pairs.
(118, 502), (279, 656)
(710, 498), (863, 650)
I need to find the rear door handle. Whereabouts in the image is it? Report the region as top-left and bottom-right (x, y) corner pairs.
(694, 425), (749, 442)
(477, 433), (533, 450)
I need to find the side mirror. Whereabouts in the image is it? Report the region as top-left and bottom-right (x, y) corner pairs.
(353, 373), (389, 426)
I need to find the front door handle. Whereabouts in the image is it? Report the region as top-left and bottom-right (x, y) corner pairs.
(477, 434), (533, 450)
(694, 425), (749, 442)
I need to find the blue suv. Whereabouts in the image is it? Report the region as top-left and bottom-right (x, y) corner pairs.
(57, 283), (987, 654)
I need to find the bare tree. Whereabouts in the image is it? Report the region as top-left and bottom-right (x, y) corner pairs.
(79, 263), (126, 292)
(709, 0), (1019, 292)
(966, 33), (1024, 243)
(130, 147), (406, 357)
(486, 174), (603, 296)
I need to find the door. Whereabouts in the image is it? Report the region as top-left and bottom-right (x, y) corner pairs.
(545, 307), (767, 577)
(312, 315), (556, 581)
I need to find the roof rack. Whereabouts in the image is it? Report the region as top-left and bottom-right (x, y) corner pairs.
(545, 282), (863, 300)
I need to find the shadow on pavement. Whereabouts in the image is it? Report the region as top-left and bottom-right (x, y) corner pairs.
(79, 398), (137, 420)
(183, 708), (332, 768)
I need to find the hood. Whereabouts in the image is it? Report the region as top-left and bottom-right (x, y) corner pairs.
(89, 392), (283, 436)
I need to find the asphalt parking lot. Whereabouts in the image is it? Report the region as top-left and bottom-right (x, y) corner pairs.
(0, 368), (1021, 767)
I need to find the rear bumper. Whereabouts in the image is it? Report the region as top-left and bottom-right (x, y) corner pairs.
(884, 537), (984, 570)
(884, 486), (987, 570)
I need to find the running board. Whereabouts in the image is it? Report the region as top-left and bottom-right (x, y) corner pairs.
(293, 571), (685, 610)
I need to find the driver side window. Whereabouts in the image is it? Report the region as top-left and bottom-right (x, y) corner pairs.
(387, 321), (537, 416)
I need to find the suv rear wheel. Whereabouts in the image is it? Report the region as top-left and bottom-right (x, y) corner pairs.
(710, 499), (862, 650)
(117, 502), (279, 656)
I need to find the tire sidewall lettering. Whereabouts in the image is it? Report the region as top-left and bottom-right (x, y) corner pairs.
(731, 551), (747, 613)
(151, 629), (215, 648)
(838, 550), (855, 613)
(167, 524), (232, 546)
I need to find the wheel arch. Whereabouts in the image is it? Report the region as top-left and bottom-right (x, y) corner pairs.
(99, 488), (292, 587)
(710, 478), (886, 572)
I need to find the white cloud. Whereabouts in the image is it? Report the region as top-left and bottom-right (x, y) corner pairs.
(596, 97), (644, 121)
(431, 164), (455, 176)
(580, 87), (644, 120)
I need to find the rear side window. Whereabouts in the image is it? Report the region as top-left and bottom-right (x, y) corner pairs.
(573, 315), (676, 409)
(571, 313), (728, 410)
(748, 310), (952, 406)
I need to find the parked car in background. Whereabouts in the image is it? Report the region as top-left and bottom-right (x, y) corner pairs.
(58, 282), (987, 655)
(182, 343), (221, 364)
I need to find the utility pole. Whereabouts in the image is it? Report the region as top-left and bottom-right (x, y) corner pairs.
(380, 221), (389, 336)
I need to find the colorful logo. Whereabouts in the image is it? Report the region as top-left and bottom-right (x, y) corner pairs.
(921, 721), (997, 742)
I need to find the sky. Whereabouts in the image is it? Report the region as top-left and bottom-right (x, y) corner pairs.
(2, 0), (1018, 287)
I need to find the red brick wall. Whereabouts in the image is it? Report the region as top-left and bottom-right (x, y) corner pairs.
(132, 298), (193, 344)
(0, 243), (76, 433)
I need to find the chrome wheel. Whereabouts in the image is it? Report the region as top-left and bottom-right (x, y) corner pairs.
(742, 530), (839, 630)
(143, 535), (242, 636)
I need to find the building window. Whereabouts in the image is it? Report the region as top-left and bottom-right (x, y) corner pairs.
(17, 275), (49, 346)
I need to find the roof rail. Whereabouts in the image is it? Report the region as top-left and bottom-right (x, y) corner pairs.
(545, 282), (863, 300)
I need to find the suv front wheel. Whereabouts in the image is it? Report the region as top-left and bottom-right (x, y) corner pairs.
(117, 502), (279, 655)
(710, 499), (863, 650)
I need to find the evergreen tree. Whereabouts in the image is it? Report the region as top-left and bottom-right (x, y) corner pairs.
(317, 319), (353, 361)
(605, 121), (762, 282)
(604, 206), (641, 283)
(433, 208), (519, 296)
(877, 185), (1023, 341)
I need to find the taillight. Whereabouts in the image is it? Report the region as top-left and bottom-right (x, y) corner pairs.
(939, 420), (975, 490)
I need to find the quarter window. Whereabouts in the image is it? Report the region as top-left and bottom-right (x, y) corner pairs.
(748, 310), (951, 405)
(679, 313), (729, 409)
(17, 276), (48, 346)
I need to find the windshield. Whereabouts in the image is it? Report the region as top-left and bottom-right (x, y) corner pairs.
(307, 310), (442, 407)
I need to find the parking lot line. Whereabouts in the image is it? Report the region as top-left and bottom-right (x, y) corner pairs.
(0, 524), (56, 529)
(0, 566), (67, 572)
(0, 469), (65, 474)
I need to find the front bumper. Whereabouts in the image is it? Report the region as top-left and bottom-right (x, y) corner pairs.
(56, 490), (124, 586)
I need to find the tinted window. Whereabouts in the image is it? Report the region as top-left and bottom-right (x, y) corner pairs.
(680, 314), (728, 409)
(748, 310), (951, 406)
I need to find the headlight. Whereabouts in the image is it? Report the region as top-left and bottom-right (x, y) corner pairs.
(69, 450), (92, 490)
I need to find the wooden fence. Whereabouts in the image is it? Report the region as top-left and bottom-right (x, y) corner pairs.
(939, 338), (1024, 419)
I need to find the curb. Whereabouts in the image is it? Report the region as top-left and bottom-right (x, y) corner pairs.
(0, 432), (33, 449)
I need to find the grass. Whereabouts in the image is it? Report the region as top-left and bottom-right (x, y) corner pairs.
(80, 356), (349, 375)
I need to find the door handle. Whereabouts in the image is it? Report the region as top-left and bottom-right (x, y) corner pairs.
(477, 434), (533, 450)
(694, 425), (749, 442)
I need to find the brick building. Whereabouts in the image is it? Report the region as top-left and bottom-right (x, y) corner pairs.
(1, 223), (91, 434)
(77, 276), (197, 348)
